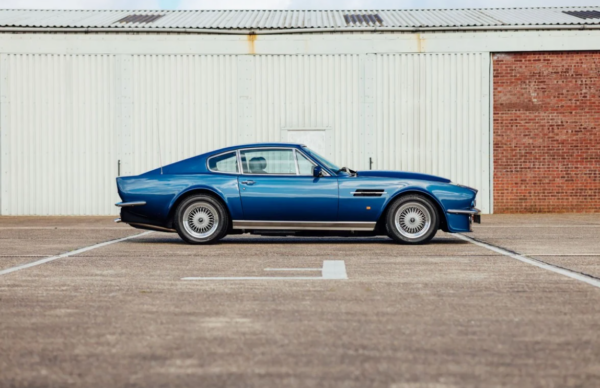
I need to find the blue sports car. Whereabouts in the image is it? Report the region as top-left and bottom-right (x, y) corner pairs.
(115, 143), (480, 244)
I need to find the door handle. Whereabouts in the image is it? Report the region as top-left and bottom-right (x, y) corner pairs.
(241, 180), (255, 185)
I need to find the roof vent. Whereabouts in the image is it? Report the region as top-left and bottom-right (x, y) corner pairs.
(114, 14), (165, 24)
(343, 14), (383, 26)
(563, 10), (600, 19)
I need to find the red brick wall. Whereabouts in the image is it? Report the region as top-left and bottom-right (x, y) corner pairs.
(493, 52), (600, 213)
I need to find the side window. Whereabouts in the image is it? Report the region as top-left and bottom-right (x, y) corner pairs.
(296, 151), (315, 175)
(240, 149), (296, 175)
(207, 151), (238, 173)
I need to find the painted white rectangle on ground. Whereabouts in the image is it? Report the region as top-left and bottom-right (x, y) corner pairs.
(182, 260), (348, 280)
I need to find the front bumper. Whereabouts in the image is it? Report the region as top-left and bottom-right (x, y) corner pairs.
(447, 208), (481, 232)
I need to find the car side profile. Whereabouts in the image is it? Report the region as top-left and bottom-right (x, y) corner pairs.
(115, 143), (480, 244)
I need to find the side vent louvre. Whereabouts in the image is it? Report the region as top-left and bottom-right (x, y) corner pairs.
(352, 189), (386, 197)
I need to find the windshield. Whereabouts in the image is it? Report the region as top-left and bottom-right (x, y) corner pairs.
(303, 147), (341, 173)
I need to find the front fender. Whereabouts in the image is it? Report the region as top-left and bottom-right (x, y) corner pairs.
(381, 182), (475, 233)
(379, 185), (449, 231)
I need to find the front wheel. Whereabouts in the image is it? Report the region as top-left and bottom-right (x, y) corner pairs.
(174, 195), (229, 244)
(386, 194), (439, 244)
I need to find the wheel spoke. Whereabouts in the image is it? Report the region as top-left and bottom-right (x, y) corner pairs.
(182, 202), (220, 239)
(394, 202), (432, 240)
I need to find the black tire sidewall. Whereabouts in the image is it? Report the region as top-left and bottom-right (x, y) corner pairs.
(174, 195), (229, 244)
(386, 195), (439, 244)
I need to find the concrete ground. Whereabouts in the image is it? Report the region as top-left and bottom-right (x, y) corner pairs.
(1, 214), (599, 388)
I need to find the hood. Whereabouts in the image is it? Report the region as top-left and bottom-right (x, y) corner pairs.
(357, 170), (451, 183)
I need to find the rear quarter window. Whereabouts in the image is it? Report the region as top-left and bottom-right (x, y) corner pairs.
(207, 152), (239, 174)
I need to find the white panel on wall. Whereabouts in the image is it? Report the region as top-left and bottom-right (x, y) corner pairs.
(127, 55), (239, 176)
(253, 54), (363, 169)
(0, 52), (490, 215)
(0, 54), (118, 215)
(370, 53), (491, 213)
(127, 54), (363, 174)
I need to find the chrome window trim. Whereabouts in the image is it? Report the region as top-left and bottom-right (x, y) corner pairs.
(294, 148), (329, 177)
(236, 149), (243, 174)
(293, 149), (301, 175)
(238, 147), (330, 177)
(300, 145), (337, 176)
(238, 147), (295, 175)
(204, 146), (333, 177)
(206, 150), (240, 175)
(295, 148), (331, 177)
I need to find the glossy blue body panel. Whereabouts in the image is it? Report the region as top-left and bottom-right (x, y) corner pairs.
(118, 173), (244, 220)
(238, 175), (338, 221)
(116, 142), (478, 233)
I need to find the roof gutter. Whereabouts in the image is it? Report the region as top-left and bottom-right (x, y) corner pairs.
(0, 24), (599, 35)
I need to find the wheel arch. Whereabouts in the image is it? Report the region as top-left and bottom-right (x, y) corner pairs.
(166, 188), (232, 230)
(376, 189), (449, 233)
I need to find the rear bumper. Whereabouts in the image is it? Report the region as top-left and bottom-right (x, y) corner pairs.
(116, 207), (176, 233)
(115, 201), (146, 207)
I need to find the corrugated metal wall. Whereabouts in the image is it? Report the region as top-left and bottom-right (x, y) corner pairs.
(368, 53), (491, 213)
(127, 55), (239, 176)
(0, 54), (118, 215)
(0, 52), (491, 215)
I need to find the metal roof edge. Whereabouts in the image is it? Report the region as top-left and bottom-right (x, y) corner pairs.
(0, 6), (599, 11)
(1, 24), (599, 35)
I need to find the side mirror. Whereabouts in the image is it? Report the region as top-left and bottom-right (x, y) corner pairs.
(312, 165), (323, 177)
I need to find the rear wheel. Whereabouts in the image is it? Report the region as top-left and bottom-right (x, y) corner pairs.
(174, 195), (229, 244)
(386, 194), (439, 244)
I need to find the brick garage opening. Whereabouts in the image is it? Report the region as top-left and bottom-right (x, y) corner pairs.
(493, 52), (600, 213)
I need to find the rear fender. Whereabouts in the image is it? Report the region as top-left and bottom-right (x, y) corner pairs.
(167, 186), (227, 226)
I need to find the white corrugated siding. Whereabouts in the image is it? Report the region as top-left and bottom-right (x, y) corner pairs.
(0, 52), (491, 215)
(127, 55), (239, 175)
(123, 54), (362, 176)
(252, 55), (363, 169)
(0, 54), (119, 215)
(369, 53), (491, 213)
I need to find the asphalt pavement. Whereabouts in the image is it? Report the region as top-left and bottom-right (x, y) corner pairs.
(1, 214), (599, 387)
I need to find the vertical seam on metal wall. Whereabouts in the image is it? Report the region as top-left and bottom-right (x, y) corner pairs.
(121, 54), (133, 179)
(488, 52), (494, 214)
(0, 53), (4, 215)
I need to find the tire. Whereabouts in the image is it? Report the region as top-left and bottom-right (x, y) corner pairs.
(174, 195), (229, 244)
(385, 194), (439, 244)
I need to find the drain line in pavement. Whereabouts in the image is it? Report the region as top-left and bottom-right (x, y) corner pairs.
(0, 231), (153, 276)
(455, 234), (600, 289)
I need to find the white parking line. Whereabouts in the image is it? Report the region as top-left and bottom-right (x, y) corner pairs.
(455, 234), (600, 289)
(0, 231), (152, 276)
(264, 268), (321, 271)
(523, 254), (600, 257)
(182, 260), (348, 280)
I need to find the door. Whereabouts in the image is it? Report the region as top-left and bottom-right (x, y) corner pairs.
(237, 148), (338, 221)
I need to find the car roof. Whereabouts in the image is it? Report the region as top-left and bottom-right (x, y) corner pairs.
(207, 142), (305, 155)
